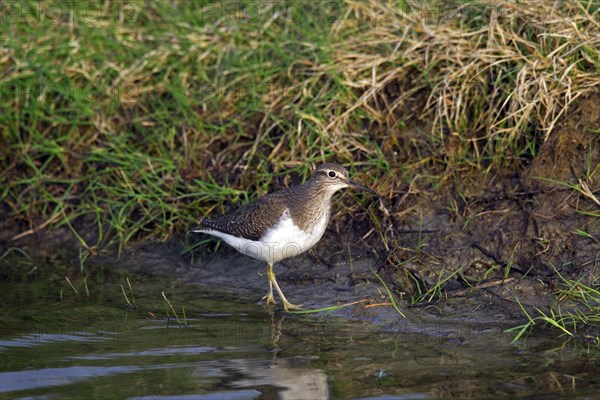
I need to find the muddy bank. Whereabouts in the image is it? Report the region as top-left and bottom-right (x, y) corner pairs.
(382, 95), (599, 321)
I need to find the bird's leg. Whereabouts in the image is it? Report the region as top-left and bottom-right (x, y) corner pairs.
(269, 264), (302, 311)
(261, 263), (276, 305)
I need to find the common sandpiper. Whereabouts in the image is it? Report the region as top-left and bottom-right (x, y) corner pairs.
(192, 163), (377, 311)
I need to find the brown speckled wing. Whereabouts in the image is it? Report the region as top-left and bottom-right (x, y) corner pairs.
(196, 190), (290, 241)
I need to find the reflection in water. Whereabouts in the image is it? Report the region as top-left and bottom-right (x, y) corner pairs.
(220, 312), (329, 400)
(1, 365), (143, 392)
(1, 355), (328, 399)
(0, 331), (110, 349)
(0, 311), (330, 399)
(194, 357), (328, 400)
(0, 276), (598, 399)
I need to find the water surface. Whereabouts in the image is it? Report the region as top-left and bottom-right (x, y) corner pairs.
(1, 258), (598, 399)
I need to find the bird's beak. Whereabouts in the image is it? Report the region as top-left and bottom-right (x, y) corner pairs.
(348, 179), (378, 195)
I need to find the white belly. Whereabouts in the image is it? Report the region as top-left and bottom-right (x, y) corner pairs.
(201, 209), (329, 264)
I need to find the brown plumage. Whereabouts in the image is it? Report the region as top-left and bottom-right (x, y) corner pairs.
(197, 190), (289, 241)
(195, 163), (373, 238)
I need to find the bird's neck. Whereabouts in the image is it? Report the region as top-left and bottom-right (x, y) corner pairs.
(287, 179), (335, 232)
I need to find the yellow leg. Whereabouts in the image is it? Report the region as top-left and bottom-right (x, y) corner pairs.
(266, 263), (302, 311)
(262, 263), (276, 305)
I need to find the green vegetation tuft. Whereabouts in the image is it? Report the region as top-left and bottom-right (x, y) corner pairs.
(508, 262), (600, 344)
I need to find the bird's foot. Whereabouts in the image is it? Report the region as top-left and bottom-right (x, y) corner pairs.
(282, 300), (303, 312)
(262, 293), (277, 306)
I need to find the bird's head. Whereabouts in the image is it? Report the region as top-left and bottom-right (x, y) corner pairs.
(310, 163), (377, 195)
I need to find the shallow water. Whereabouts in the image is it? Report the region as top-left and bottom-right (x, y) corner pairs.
(1, 260), (599, 399)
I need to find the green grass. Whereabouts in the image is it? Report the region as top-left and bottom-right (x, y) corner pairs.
(410, 267), (463, 304)
(371, 268), (406, 317)
(162, 291), (187, 327)
(507, 263), (600, 344)
(2, 0), (352, 251)
(286, 299), (370, 316)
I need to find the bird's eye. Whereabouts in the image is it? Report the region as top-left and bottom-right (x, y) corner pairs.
(328, 171), (336, 178)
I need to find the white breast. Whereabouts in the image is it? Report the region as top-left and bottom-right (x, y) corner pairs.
(201, 209), (329, 264)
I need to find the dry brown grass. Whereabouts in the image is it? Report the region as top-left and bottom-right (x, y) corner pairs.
(304, 1), (599, 164)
